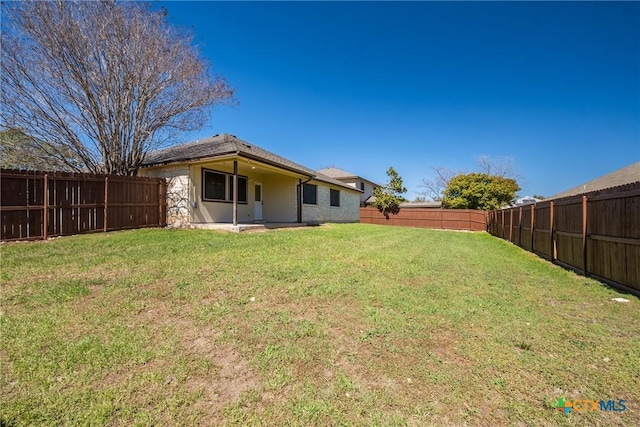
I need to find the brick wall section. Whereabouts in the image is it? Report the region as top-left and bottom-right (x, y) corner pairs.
(302, 184), (360, 223)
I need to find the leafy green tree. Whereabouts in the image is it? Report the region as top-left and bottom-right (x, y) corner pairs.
(372, 167), (407, 218)
(442, 173), (520, 211)
(0, 128), (83, 171)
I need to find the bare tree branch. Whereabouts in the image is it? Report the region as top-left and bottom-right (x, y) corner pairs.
(417, 166), (457, 201)
(418, 156), (522, 201)
(476, 155), (517, 178)
(1, 0), (234, 175)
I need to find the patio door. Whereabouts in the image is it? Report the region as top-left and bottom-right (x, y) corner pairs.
(254, 183), (263, 221)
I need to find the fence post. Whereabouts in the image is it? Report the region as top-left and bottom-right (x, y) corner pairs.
(104, 176), (109, 232)
(485, 211), (489, 232)
(530, 203), (535, 252)
(510, 208), (514, 241)
(582, 195), (588, 275)
(550, 201), (555, 261)
(43, 174), (48, 240)
(158, 179), (164, 226)
(518, 207), (523, 247)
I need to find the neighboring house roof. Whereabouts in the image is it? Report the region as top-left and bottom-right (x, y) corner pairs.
(512, 196), (542, 206)
(142, 133), (316, 177)
(318, 167), (358, 179)
(313, 172), (363, 192)
(317, 167), (380, 186)
(548, 162), (640, 200)
(401, 201), (443, 208)
(364, 196), (441, 208)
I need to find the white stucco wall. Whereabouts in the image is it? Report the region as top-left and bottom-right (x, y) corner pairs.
(191, 165), (255, 224)
(302, 182), (360, 223)
(263, 176), (297, 222)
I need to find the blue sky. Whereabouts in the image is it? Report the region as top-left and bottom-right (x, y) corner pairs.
(161, 1), (639, 199)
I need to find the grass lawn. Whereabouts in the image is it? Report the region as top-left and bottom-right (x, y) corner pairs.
(1, 224), (638, 426)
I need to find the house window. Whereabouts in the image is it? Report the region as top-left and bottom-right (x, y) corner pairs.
(202, 168), (247, 203)
(360, 182), (365, 191)
(229, 176), (248, 203)
(203, 170), (226, 201)
(303, 183), (317, 204)
(330, 189), (340, 207)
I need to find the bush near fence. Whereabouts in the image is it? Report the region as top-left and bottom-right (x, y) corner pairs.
(487, 182), (640, 296)
(1, 169), (167, 242)
(360, 207), (486, 231)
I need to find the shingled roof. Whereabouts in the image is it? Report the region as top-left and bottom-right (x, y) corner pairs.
(142, 134), (316, 176)
(317, 167), (381, 186)
(548, 162), (640, 200)
(313, 172), (363, 192)
(317, 167), (358, 179)
(142, 134), (361, 192)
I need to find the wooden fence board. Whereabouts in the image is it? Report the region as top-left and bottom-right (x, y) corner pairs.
(359, 207), (485, 231)
(487, 182), (640, 295)
(1, 169), (166, 241)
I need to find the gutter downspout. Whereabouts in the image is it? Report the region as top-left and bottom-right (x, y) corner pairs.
(297, 176), (313, 223)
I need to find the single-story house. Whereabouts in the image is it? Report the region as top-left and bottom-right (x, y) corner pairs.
(317, 167), (380, 206)
(139, 134), (362, 228)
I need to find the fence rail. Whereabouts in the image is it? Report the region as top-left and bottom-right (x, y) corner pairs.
(1, 169), (167, 241)
(360, 207), (486, 231)
(487, 182), (640, 296)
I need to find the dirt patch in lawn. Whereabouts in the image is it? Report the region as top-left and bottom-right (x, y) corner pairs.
(187, 344), (259, 418)
(139, 303), (260, 419)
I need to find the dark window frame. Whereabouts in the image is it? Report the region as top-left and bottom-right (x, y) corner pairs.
(330, 188), (340, 207)
(202, 168), (248, 204)
(360, 181), (365, 191)
(303, 183), (317, 205)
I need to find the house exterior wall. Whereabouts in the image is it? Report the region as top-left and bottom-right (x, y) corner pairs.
(139, 165), (191, 227)
(191, 162), (255, 224)
(359, 181), (376, 206)
(262, 176), (297, 222)
(335, 179), (377, 206)
(141, 163), (360, 226)
(302, 182), (360, 223)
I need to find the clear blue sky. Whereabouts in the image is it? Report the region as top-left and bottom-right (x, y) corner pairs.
(160, 1), (639, 199)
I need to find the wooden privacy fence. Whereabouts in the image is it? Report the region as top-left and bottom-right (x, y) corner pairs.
(487, 182), (640, 296)
(360, 207), (486, 231)
(1, 169), (167, 242)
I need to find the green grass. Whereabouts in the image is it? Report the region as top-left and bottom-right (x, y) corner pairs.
(1, 224), (638, 426)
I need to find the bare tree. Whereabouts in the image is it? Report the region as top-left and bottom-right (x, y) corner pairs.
(418, 166), (457, 201)
(476, 155), (516, 178)
(418, 155), (521, 201)
(1, 1), (234, 175)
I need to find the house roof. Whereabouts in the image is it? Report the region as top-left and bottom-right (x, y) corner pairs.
(317, 167), (380, 186)
(142, 134), (361, 192)
(547, 162), (640, 200)
(142, 133), (316, 177)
